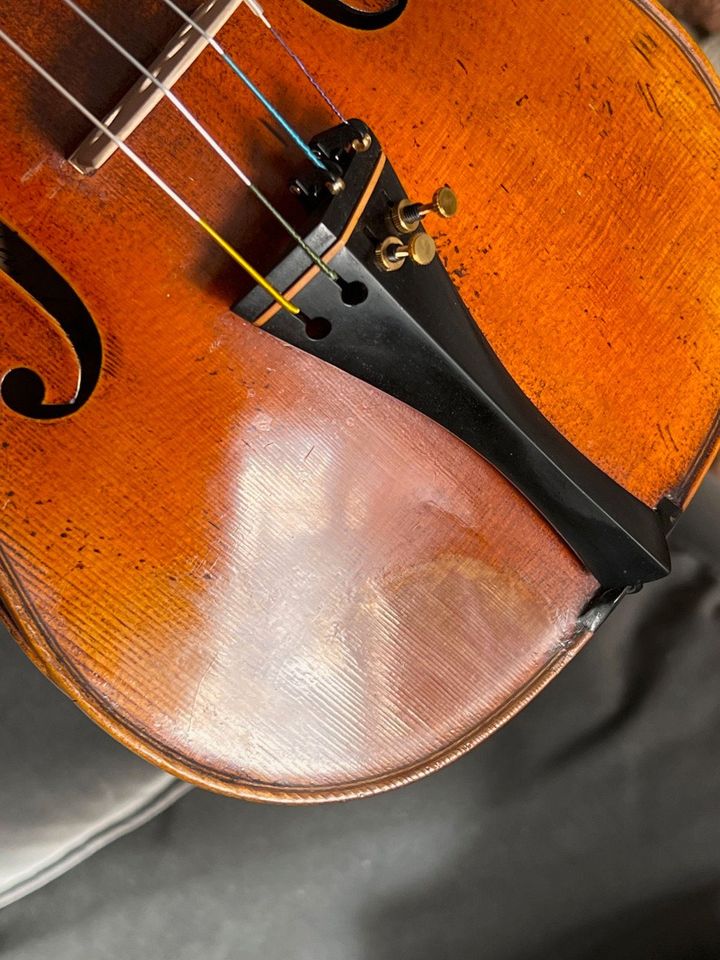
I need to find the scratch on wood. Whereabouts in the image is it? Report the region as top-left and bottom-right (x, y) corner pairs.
(665, 424), (679, 453)
(645, 83), (663, 118)
(632, 40), (652, 66)
(631, 32), (657, 68)
(20, 159), (44, 183)
(187, 654), (221, 738)
(656, 422), (680, 453)
(635, 81), (662, 117)
(641, 31), (658, 49)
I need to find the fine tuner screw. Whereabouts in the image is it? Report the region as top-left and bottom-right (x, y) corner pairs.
(390, 186), (459, 235)
(326, 176), (346, 196)
(376, 233), (437, 272)
(350, 131), (373, 153)
(289, 176), (346, 198)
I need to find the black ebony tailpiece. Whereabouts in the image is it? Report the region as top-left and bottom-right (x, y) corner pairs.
(234, 122), (673, 591)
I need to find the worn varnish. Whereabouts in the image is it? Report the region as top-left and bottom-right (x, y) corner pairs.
(0, 0), (718, 801)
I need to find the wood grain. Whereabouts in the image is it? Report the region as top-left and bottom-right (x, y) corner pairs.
(0, 0), (718, 800)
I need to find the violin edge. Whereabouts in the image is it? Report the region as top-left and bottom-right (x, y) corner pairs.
(0, 550), (596, 803)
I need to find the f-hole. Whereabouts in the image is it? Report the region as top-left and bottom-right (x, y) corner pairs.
(298, 0), (407, 30)
(0, 223), (101, 420)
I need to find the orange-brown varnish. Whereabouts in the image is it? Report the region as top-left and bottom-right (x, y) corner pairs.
(0, 0), (717, 801)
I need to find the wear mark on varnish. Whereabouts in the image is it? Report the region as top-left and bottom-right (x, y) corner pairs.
(187, 654), (222, 738)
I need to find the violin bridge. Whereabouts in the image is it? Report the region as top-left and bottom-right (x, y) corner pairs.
(68, 0), (245, 175)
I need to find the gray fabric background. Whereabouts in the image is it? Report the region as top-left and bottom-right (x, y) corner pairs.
(0, 630), (190, 910)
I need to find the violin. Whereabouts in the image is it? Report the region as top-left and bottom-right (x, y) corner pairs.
(0, 0), (718, 802)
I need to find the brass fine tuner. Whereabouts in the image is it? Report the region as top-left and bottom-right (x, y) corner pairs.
(389, 186), (459, 235)
(375, 233), (438, 272)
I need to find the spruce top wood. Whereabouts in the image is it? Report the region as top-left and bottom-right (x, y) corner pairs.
(0, 0), (718, 801)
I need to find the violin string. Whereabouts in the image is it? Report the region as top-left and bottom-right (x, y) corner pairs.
(266, 24), (346, 124)
(242, 0), (346, 123)
(0, 26), (300, 316)
(59, 0), (338, 284)
(158, 0), (337, 179)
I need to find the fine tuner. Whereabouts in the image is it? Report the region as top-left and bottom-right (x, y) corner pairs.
(375, 232), (437, 271)
(389, 185), (459, 234)
(375, 185), (458, 272)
